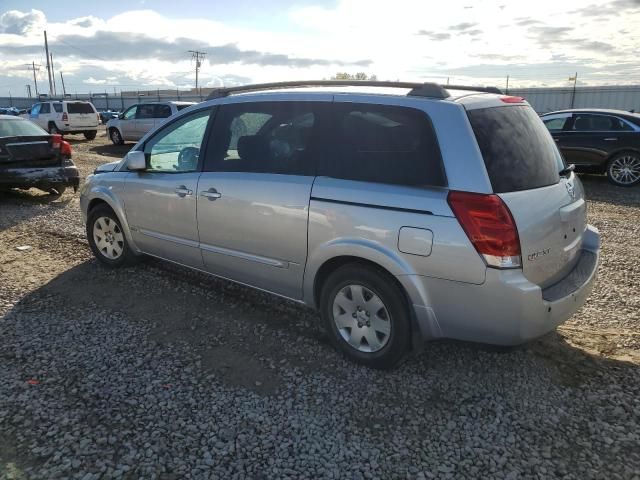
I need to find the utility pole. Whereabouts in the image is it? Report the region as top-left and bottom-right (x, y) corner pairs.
(44, 31), (54, 96)
(569, 72), (578, 108)
(26, 85), (32, 98)
(50, 53), (57, 96)
(506, 75), (510, 94)
(60, 71), (67, 96)
(25, 62), (40, 96)
(188, 50), (206, 90)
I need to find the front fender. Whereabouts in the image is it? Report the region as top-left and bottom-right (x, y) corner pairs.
(80, 178), (140, 254)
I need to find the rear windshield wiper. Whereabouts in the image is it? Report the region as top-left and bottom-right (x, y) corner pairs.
(559, 164), (575, 177)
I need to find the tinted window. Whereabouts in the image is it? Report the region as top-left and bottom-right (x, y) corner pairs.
(40, 103), (50, 114)
(572, 114), (633, 132)
(206, 102), (320, 176)
(321, 103), (445, 187)
(31, 104), (41, 115)
(137, 104), (156, 119)
(144, 109), (211, 173)
(66, 102), (95, 114)
(122, 106), (137, 120)
(0, 119), (47, 137)
(543, 117), (568, 131)
(176, 104), (192, 111)
(53, 103), (63, 113)
(468, 106), (562, 193)
(155, 104), (172, 118)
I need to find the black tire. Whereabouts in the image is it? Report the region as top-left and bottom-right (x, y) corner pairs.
(48, 122), (61, 135)
(109, 128), (124, 145)
(87, 204), (139, 268)
(606, 152), (640, 187)
(319, 263), (411, 369)
(84, 130), (97, 140)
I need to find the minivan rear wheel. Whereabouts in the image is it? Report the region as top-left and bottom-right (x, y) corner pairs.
(607, 152), (640, 187)
(87, 204), (138, 268)
(319, 264), (411, 369)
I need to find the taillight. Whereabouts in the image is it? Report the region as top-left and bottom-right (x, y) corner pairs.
(500, 96), (525, 103)
(62, 112), (68, 121)
(61, 140), (72, 158)
(51, 134), (62, 149)
(447, 191), (521, 269)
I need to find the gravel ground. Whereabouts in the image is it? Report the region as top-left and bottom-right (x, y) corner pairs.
(1, 132), (639, 479)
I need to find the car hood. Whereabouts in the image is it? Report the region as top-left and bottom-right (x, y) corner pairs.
(95, 160), (121, 173)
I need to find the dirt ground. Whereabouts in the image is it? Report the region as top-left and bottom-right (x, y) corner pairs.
(1, 131), (639, 479)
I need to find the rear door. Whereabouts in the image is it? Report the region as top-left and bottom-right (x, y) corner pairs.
(467, 105), (586, 288)
(196, 99), (329, 299)
(135, 104), (157, 138)
(65, 102), (98, 129)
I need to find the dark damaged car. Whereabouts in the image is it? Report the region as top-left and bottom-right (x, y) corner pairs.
(0, 115), (80, 195)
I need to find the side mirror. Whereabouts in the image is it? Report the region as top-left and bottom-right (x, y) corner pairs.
(125, 151), (146, 171)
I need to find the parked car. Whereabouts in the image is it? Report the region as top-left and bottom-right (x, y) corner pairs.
(27, 100), (100, 140)
(106, 101), (195, 145)
(541, 108), (640, 187)
(99, 110), (120, 124)
(0, 107), (20, 116)
(0, 115), (79, 195)
(80, 81), (600, 368)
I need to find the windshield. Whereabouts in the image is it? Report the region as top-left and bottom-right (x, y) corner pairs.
(0, 119), (48, 137)
(467, 105), (564, 193)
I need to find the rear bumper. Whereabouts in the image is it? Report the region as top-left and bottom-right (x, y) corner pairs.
(401, 225), (600, 346)
(60, 126), (98, 133)
(0, 165), (80, 191)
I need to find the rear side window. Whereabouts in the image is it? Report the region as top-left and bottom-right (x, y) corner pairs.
(53, 103), (63, 113)
(205, 101), (321, 176)
(321, 103), (446, 187)
(137, 104), (156, 119)
(66, 102), (95, 114)
(155, 104), (172, 118)
(572, 114), (633, 132)
(468, 106), (562, 193)
(176, 104), (192, 111)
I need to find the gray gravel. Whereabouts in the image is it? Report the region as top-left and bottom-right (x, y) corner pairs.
(1, 133), (639, 479)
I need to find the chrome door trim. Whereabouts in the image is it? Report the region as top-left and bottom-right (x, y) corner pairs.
(200, 242), (290, 268)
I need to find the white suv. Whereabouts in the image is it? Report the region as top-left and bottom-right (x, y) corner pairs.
(28, 100), (100, 140)
(106, 101), (195, 145)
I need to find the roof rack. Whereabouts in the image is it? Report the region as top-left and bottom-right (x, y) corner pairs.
(445, 84), (503, 95)
(205, 80), (503, 101)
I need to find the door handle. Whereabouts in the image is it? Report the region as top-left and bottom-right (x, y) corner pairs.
(175, 186), (193, 197)
(604, 137), (618, 141)
(200, 188), (222, 200)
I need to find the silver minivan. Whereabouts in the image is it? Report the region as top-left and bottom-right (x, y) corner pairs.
(80, 81), (600, 368)
(106, 101), (195, 144)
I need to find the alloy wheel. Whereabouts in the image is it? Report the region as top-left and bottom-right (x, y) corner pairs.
(609, 155), (640, 185)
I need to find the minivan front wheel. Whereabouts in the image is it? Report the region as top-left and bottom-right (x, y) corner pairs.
(607, 152), (640, 187)
(87, 204), (138, 268)
(109, 128), (124, 145)
(320, 264), (411, 369)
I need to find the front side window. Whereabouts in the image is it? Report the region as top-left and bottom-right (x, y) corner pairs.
(321, 103), (446, 187)
(31, 104), (41, 115)
(40, 103), (51, 114)
(122, 106), (137, 120)
(206, 102), (320, 176)
(543, 117), (569, 131)
(137, 104), (156, 119)
(144, 109), (211, 173)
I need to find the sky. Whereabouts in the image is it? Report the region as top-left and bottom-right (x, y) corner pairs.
(0, 0), (639, 97)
